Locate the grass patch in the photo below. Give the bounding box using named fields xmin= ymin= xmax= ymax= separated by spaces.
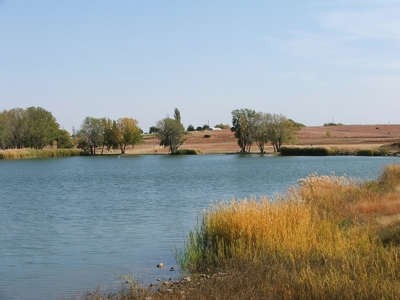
xmin=0 ymin=148 xmax=86 ymax=159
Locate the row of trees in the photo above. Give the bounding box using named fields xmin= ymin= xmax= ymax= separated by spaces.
xmin=76 ymin=117 xmax=143 ymax=155
xmin=231 ymin=109 xmax=303 ymax=153
xmin=186 ymin=123 xmax=231 ymax=132
xmin=0 ymin=107 xmax=72 ymax=150
xmin=0 ymin=107 xmax=144 ymax=154
xmin=1 ymin=106 xmax=301 ymax=154
xmin=153 ymin=108 xmax=302 ymax=154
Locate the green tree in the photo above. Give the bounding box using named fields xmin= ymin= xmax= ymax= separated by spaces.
xmin=77 ymin=117 xmax=104 ymax=155
xmin=25 ymin=107 xmax=59 ymax=149
xmin=187 ymin=124 xmax=195 ymax=131
xmin=0 ymin=110 xmax=8 ymax=149
xmin=100 ymin=118 xmax=119 ymax=154
xmin=4 ymin=108 xmax=29 ymax=149
xmin=156 ymin=117 xmax=185 ymax=154
xmin=116 ymin=117 xmax=143 ymax=154
xmin=253 ymin=112 xmax=271 ymax=153
xmin=149 ymin=126 xmax=159 ymax=134
xmin=202 ymin=124 xmax=210 ymax=130
xmin=231 ymin=108 xmax=258 ymax=153
xmin=174 ymin=108 xmax=181 ymax=123
xmin=267 ymin=114 xmax=298 ymax=152
xmin=55 ymin=129 xmax=74 ymax=149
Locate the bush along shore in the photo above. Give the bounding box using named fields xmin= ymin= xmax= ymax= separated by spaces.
xmin=0 ymin=148 xmax=86 ymax=159
xmin=76 ymin=164 xmax=400 ymax=300
xmin=280 ymin=145 xmax=398 ymax=156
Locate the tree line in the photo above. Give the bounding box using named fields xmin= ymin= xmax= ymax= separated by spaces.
xmin=1 ymin=106 xmax=302 ymax=154
xmin=0 ymin=107 xmax=143 ymax=154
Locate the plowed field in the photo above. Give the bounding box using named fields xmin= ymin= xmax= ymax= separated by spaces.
xmin=127 ymin=124 xmax=400 ymax=154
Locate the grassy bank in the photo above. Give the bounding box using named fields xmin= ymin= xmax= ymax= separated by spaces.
xmin=0 ymin=148 xmax=85 ymax=159
xmin=78 ymin=165 xmax=400 ymax=299
xmin=281 ymin=146 xmax=394 ymax=156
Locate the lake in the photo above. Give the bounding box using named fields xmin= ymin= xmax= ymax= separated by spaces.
xmin=1 ymin=154 xmax=399 ymax=300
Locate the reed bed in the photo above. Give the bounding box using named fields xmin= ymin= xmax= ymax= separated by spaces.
xmin=0 ymin=148 xmax=84 ymax=159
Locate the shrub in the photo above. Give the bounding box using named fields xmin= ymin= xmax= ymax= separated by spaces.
xmin=172 ymin=148 xmax=201 ymax=155
xmin=379 ymin=224 xmax=400 ymax=246
xmin=379 ymin=164 xmax=400 ymax=189
xmin=355 ymin=149 xmax=374 ymax=156
xmin=280 ymin=146 xmax=338 ymax=156
xmin=214 ymin=123 xmax=230 ymax=130
xmin=378 ymin=147 xmax=389 ymax=156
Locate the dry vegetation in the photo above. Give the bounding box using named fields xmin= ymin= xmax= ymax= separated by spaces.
xmin=77 ymin=165 xmax=400 ymax=300
xmin=0 ymin=148 xmax=84 ymax=159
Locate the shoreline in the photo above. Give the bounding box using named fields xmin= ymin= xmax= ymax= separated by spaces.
xmin=1 ymin=124 xmax=399 ymax=159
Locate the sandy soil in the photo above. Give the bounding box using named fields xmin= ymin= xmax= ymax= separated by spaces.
xmin=125 ymin=124 xmax=400 ymax=155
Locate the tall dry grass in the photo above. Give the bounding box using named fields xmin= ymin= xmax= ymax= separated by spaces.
xmin=0 ymin=148 xmax=84 ymax=159
xmin=174 ymin=164 xmax=400 ymax=298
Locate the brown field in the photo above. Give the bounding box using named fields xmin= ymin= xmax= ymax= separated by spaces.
xmin=125 ymin=124 xmax=400 ymax=155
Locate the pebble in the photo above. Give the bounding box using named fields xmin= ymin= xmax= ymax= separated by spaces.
xmin=157 ymin=262 xmax=165 ymax=268
xmin=170 ymin=266 xmax=175 ymax=271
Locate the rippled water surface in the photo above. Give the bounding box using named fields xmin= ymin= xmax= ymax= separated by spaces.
xmin=1 ymin=154 xmax=399 ymax=299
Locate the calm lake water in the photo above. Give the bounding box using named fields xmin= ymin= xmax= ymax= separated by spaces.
xmin=1 ymin=154 xmax=399 ymax=300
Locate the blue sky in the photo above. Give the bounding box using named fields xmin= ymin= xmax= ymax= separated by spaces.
xmin=1 ymin=0 xmax=399 ymax=133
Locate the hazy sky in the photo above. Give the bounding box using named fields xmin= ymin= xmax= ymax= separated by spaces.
xmin=1 ymin=1 xmax=399 ymax=133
